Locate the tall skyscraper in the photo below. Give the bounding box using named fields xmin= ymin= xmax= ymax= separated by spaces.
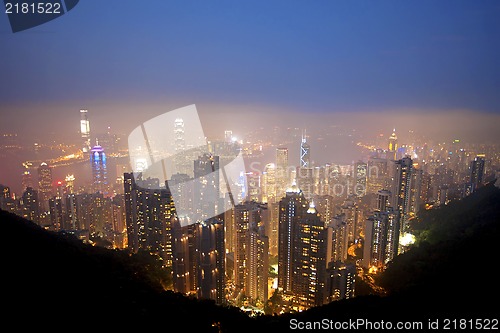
xmin=49 ymin=196 xmax=64 ymax=231
xmin=353 ymin=161 xmax=367 ymax=197
xmin=193 ymin=154 xmax=220 ymax=222
xmin=21 ymin=170 xmax=33 ymax=192
xmin=123 ymin=173 xmax=176 ymax=265
xmin=278 ymin=181 xmax=330 ymax=309
xmin=80 ymin=109 xmax=91 ymax=153
xmin=299 ymin=131 xmax=311 ymax=168
xmin=325 ymin=262 xmax=356 ymax=302
xmin=388 ymin=129 xmax=398 ymax=161
xmin=262 ymin=163 xmax=276 ymax=204
xmin=233 ymin=202 xmax=269 ymax=305
xmin=276 ymin=147 xmax=289 ymax=199
xmin=90 ymin=142 xmax=108 ymax=196
xmin=470 ymin=155 xmax=485 ymax=193
xmin=391 ymin=156 xmax=413 ymax=250
xmin=278 ymin=181 xmax=307 ymax=293
xmin=37 ymin=162 xmax=53 ymax=212
xmin=65 ymin=174 xmax=75 ymax=194
xmin=329 ymin=214 xmax=349 ymax=263
xmin=363 ymin=189 xmax=398 ymax=270
xmin=297 ymin=166 xmax=314 ymax=200
xmin=292 ymin=202 xmax=330 ymax=308
xmin=172 ymin=217 xmax=226 ymax=305
xmin=21 ymin=187 xmax=39 ymax=223
xmin=195 ymin=218 xmax=225 ymax=305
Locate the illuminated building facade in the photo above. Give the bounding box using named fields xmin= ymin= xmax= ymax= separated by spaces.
xmin=37 ymin=162 xmax=53 ymax=212
xmin=278 ymin=182 xmax=330 ymax=308
xmin=325 ymin=261 xmax=356 ymax=302
xmin=80 ymin=109 xmax=91 ymax=153
xmin=123 ymin=173 xmax=175 ymax=265
xmin=172 ymin=217 xmax=226 ymax=305
xmin=276 ymin=147 xmax=289 ymax=198
xmin=90 ymin=143 xmax=108 ymax=196
xmin=278 ymin=182 xmax=308 ymax=293
xmin=262 ymin=163 xmax=276 ymax=203
xmin=470 ymin=155 xmax=485 ymax=193
xmin=292 ymin=202 xmax=330 ymax=308
xmin=388 ymin=129 xmax=398 ymax=161
xmin=233 ymin=202 xmax=268 ymax=305
xmin=21 ymin=187 xmax=39 ymax=223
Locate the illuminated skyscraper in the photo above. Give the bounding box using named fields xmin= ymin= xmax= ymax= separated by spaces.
xmin=80 ymin=109 xmax=91 ymax=153
xmin=353 ymin=161 xmax=367 ymax=197
xmin=278 ymin=182 xmax=306 ymax=293
xmin=37 ymin=162 xmax=53 ymax=212
xmin=299 ymin=131 xmax=310 ymax=168
xmin=325 ymin=262 xmax=356 ymax=302
xmin=194 ymin=218 xmax=225 ymax=305
xmin=172 ymin=217 xmax=225 ymax=304
xmin=329 ymin=214 xmax=349 ymax=263
xmin=391 ymin=156 xmax=421 ymax=253
xmin=65 ymin=175 xmax=75 ymax=194
xmin=123 ymin=173 xmax=176 ymax=265
xmin=262 ymin=163 xmax=276 ymax=203
xmin=174 ymin=118 xmax=185 ymax=152
xmin=193 ymin=154 xmax=220 ymax=222
xmin=363 ymin=189 xmax=398 ymax=270
xmin=292 ymin=201 xmax=330 ymax=308
xmin=233 ymin=202 xmax=268 ymax=305
xmin=21 ymin=170 xmax=33 ymax=192
xmin=21 ymin=187 xmax=39 ymax=223
xmin=297 ymin=166 xmax=314 ymax=200
xmin=388 ymin=129 xmax=398 ymax=161
xmin=90 ymin=142 xmax=108 ymax=196
xmin=470 ymin=155 xmax=485 ymax=193
xmin=276 ymin=147 xmax=289 ymax=199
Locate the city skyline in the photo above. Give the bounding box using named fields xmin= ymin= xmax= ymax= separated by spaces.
xmin=1 ymin=0 xmax=499 ymax=323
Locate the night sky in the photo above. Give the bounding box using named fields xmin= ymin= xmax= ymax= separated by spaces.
xmin=1 ymin=0 xmax=500 ymax=140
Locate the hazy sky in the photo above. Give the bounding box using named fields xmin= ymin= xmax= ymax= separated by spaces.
xmin=1 ymin=0 xmax=499 ymax=142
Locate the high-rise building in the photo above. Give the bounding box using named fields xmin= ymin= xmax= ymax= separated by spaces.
xmin=325 ymin=261 xmax=356 ymax=302
xmin=21 ymin=170 xmax=34 ymax=192
xmin=194 ymin=218 xmax=225 ymax=305
xmin=292 ymin=202 xmax=330 ymax=308
xmin=193 ymin=154 xmax=220 ymax=222
xmin=329 ymin=214 xmax=349 ymax=263
xmin=278 ymin=182 xmax=330 ymax=309
xmin=363 ymin=189 xmax=398 ymax=270
xmin=123 ymin=173 xmax=176 ymax=265
xmin=276 ymin=147 xmax=289 ymax=199
xmin=90 ymin=142 xmax=108 ymax=196
xmin=65 ymin=174 xmax=75 ymax=194
xmin=353 ymin=161 xmax=367 ymax=197
xmin=245 ymin=172 xmax=261 ymax=202
xmin=21 ymin=187 xmax=39 ymax=223
xmin=278 ymin=181 xmax=308 ymax=293
xmin=80 ymin=109 xmax=91 ymax=153
xmin=300 ymin=131 xmax=311 ymax=168
xmin=48 ymin=196 xmax=64 ymax=231
xmin=388 ymin=129 xmax=398 ymax=161
xmin=37 ymin=162 xmax=53 ymax=212
xmin=0 ymin=185 xmax=16 ymax=213
xmin=391 ymin=156 xmax=413 ymax=250
xmin=297 ymin=166 xmax=314 ymax=200
xmin=172 ymin=217 xmax=225 ymax=305
xmin=366 ymin=157 xmax=389 ymax=194
xmin=470 ymin=155 xmax=485 ymax=193
xmin=233 ymin=202 xmax=269 ymax=305
xmin=262 ymin=163 xmax=276 ymax=204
